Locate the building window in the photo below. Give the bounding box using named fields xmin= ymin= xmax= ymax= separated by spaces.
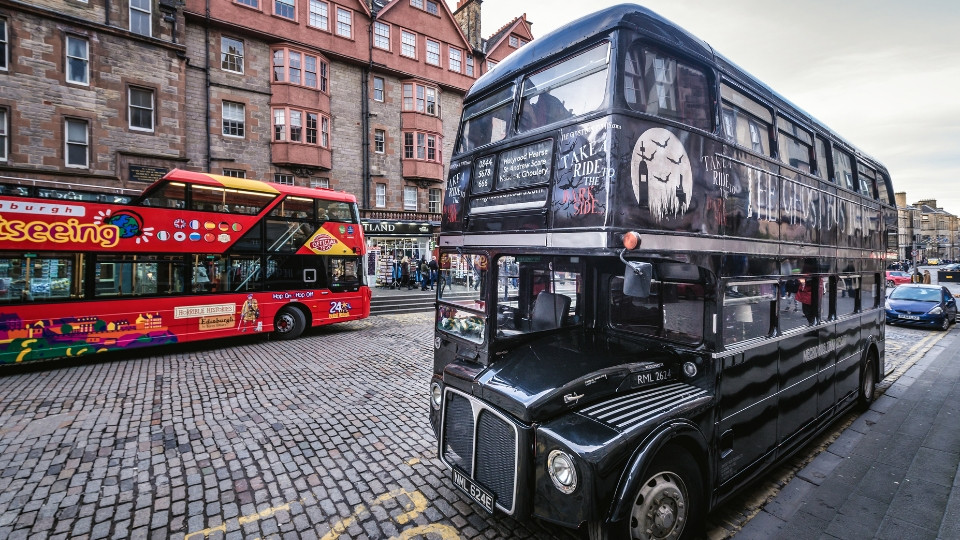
xmin=274 ymin=174 xmax=295 ymax=185
xmin=402 ymin=131 xmax=441 ymax=163
xmin=425 ymin=0 xmax=438 ymax=15
xmin=449 ymin=48 xmax=462 ymax=72
xmin=289 ymin=111 xmax=302 ymax=142
xmin=222 ymin=101 xmax=245 ymax=137
xmin=487 ymin=60 xmax=498 ymax=70
xmin=374 ymin=22 xmax=390 ymax=50
xmin=373 ymin=76 xmax=384 ymax=102
xmin=375 ymin=183 xmax=386 ymax=207
xmin=223 ymin=169 xmax=246 ymax=178
xmin=426 ymin=39 xmax=440 ymax=66
xmin=221 ymin=37 xmax=244 ymax=73
xmin=402 ymin=82 xmax=439 ymax=116
xmin=130 ymin=0 xmax=152 ymax=37
xmin=235 ymin=0 xmax=259 ymax=8
xmin=428 ymin=188 xmax=441 ymax=213
xmin=275 ymin=0 xmax=295 ymax=20
xmin=410 ymin=0 xmax=422 ymax=8
xmin=0 ymin=19 xmax=7 ymax=71
xmin=403 ymin=186 xmax=417 ymax=211
xmin=336 ymin=8 xmax=352 ymax=38
xmin=306 ymin=112 xmax=317 ymax=144
xmin=401 ymin=30 xmax=416 ymax=58
xmin=374 ymin=129 xmax=385 ymax=153
xmin=321 ymin=116 xmax=329 ymax=147
xmin=0 ymin=108 xmax=7 ymax=162
xmin=66 ymin=36 xmax=89 ymax=85
xmin=128 ymin=87 xmax=154 ymax=132
xmin=311 ymin=177 xmax=329 ymax=189
xmin=274 ymin=109 xmax=286 ymax=141
xmin=308 ymin=0 xmax=328 ymax=30
xmin=466 ymin=56 xmax=474 ymax=77
xmin=509 ymin=35 xmax=518 ymax=48
xmin=65 ymin=118 xmax=89 ymax=168
xmin=273 ymin=48 xmax=326 ymax=90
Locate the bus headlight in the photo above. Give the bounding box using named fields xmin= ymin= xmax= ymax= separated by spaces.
xmin=430 ymin=382 xmax=443 ymax=410
xmin=547 ymin=450 xmax=578 ymax=494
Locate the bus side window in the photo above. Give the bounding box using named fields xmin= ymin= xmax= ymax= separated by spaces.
xmin=625 ymin=45 xmax=711 ymax=131
xmin=723 ymin=282 xmax=775 ymax=345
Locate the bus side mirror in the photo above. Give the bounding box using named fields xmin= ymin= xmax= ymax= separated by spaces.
xmin=623 ymin=261 xmax=652 ymax=298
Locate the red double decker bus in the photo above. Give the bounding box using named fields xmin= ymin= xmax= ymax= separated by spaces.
xmin=0 ymin=169 xmax=370 ymax=365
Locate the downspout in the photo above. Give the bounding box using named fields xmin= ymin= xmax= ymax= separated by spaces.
xmin=204 ymin=0 xmax=212 ymax=172
xmin=104 ymin=0 xmax=110 ymax=26
xmin=361 ymin=17 xmax=374 ymax=211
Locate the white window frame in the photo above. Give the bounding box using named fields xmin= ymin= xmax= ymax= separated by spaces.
xmin=65 ymin=118 xmax=89 ymax=168
xmin=221 ymin=36 xmax=244 ymax=73
xmin=375 ymin=183 xmax=386 ymax=208
xmin=223 ymin=169 xmax=246 ymax=178
xmin=130 ymin=0 xmax=152 ymax=37
xmin=509 ymin=35 xmax=518 ymax=48
xmin=466 ymin=55 xmax=474 ymax=77
xmin=428 ymin=188 xmax=441 ymax=214
xmin=321 ymin=116 xmax=329 ymax=147
xmin=403 ymin=186 xmax=418 ymax=211
xmin=401 ymin=30 xmax=416 ymax=59
xmin=308 ymin=0 xmax=328 ymax=30
xmin=374 ymin=21 xmax=390 ymax=50
xmin=274 ymin=173 xmax=295 ymax=186
xmin=373 ymin=76 xmax=384 ymax=102
xmin=448 ymin=47 xmax=461 ymax=73
xmin=66 ymin=36 xmax=89 ymax=86
xmin=0 ymin=19 xmax=8 ymax=72
xmin=336 ymin=7 xmax=352 ymax=38
xmin=311 ymin=177 xmax=330 ymax=189
xmin=374 ymin=129 xmax=385 ymax=153
xmin=274 ymin=108 xmax=286 ymax=141
xmin=0 ymin=108 xmax=7 ymax=162
xmin=128 ymin=86 xmax=155 ymax=132
xmin=425 ymin=0 xmax=438 ymax=15
xmin=222 ymin=101 xmax=245 ymax=138
xmin=425 ymin=39 xmax=440 ymax=66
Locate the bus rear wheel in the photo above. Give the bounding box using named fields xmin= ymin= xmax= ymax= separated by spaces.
xmin=858 ymin=354 xmax=877 ymax=410
xmin=274 ymin=306 xmax=306 ymax=340
xmin=625 ymin=448 xmax=703 ymax=540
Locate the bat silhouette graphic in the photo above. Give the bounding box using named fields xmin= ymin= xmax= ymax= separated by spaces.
xmin=667 ymin=155 xmax=684 ymax=165
xmin=654 ymin=173 xmax=671 ymax=183
xmin=652 ymin=138 xmax=670 ymax=148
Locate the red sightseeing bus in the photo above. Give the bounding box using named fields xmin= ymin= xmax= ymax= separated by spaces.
xmin=0 ymin=169 xmax=370 ymax=365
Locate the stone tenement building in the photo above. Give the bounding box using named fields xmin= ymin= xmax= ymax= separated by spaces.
xmin=0 ymin=0 xmax=535 ymax=272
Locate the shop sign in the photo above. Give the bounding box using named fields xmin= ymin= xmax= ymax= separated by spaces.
xmin=362 ymin=221 xmax=434 ymax=236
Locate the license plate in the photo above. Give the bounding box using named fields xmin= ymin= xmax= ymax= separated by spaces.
xmin=452 ymin=466 xmax=496 ymax=513
xmin=900 ymin=315 xmax=920 ymax=320
xmin=634 ymin=366 xmax=673 ymax=388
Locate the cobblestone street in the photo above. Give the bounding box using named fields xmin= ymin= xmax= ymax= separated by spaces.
xmin=0 ymin=315 xmax=572 ymax=540
xmin=0 ymin=315 xmax=950 ymax=539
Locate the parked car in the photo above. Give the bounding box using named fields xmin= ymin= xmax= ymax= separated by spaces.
xmin=943 ymin=263 xmax=960 ymax=272
xmin=885 ymin=284 xmax=958 ymax=330
xmin=885 ymin=270 xmax=913 ymax=287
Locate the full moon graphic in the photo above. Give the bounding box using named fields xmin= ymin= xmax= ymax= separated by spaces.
xmin=630 ymin=127 xmax=693 ymax=221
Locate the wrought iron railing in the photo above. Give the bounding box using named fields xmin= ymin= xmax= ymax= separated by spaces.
xmin=360 ymin=209 xmax=441 ymax=222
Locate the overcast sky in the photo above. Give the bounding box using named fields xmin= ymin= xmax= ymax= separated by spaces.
xmin=456 ymin=0 xmax=960 ymax=215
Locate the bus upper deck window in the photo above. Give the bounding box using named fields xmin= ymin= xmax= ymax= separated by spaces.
xmin=517 ymin=42 xmax=610 ymax=132
xmin=457 ymin=85 xmax=515 ymax=154
xmin=625 ymin=45 xmax=711 ymax=131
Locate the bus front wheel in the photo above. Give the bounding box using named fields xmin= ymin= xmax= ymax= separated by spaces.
xmin=624 ymin=448 xmax=703 ymax=540
xmin=274 ymin=306 xmax=307 ymax=340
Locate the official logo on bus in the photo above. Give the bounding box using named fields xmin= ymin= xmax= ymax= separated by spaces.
xmin=631 ymin=127 xmax=693 ymax=221
xmin=310 ymin=234 xmax=337 ymax=252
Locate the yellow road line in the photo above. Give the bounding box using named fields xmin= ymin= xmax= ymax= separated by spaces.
xmin=185 ymin=499 xmax=299 ymax=539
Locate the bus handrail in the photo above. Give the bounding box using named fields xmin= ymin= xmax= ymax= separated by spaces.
xmin=0 ymin=175 xmax=141 ymax=195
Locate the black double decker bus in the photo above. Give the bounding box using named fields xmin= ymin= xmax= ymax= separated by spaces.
xmin=428 ymin=5 xmax=897 ymax=539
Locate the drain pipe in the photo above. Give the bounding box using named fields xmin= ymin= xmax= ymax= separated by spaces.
xmin=360 ymin=17 xmax=374 ymax=211
xmin=204 ymin=0 xmax=212 ymax=172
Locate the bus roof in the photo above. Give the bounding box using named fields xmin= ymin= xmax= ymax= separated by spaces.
xmin=464 ymin=4 xmax=887 ymax=173
xmin=161 ymin=169 xmax=358 ymax=204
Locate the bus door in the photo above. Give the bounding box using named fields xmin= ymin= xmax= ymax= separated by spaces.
xmin=776 ymin=277 xmax=822 ymax=452
xmin=717 ymin=282 xmax=778 ymax=486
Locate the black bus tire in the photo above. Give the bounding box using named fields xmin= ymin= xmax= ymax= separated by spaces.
xmin=274 ymin=306 xmax=307 ymax=340
xmin=857 ymin=354 xmax=877 ymax=411
xmin=624 ymin=447 xmax=703 ymax=540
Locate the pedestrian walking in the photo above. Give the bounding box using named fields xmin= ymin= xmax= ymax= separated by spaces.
xmin=401 ymin=256 xmax=412 ymax=290
xmin=428 ymin=257 xmax=438 ymax=290
xmin=923 ymin=269 xmax=931 ymax=284
xmin=420 ymin=258 xmax=431 ymax=291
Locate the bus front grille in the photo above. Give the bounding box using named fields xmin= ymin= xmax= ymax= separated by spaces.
xmin=441 ymin=389 xmax=518 ymax=514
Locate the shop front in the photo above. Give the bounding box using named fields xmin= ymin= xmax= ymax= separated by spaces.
xmin=362 ymin=220 xmax=438 ymax=287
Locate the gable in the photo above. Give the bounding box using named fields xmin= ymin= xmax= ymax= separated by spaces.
xmin=377 ymin=0 xmax=471 ymax=50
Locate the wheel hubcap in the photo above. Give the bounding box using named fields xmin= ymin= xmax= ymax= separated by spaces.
xmin=277 ymin=314 xmax=293 ymax=332
xmin=630 ymin=472 xmax=687 ymax=540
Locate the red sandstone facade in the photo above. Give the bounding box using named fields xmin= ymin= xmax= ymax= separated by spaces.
xmin=0 ymin=0 xmax=533 ymax=276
